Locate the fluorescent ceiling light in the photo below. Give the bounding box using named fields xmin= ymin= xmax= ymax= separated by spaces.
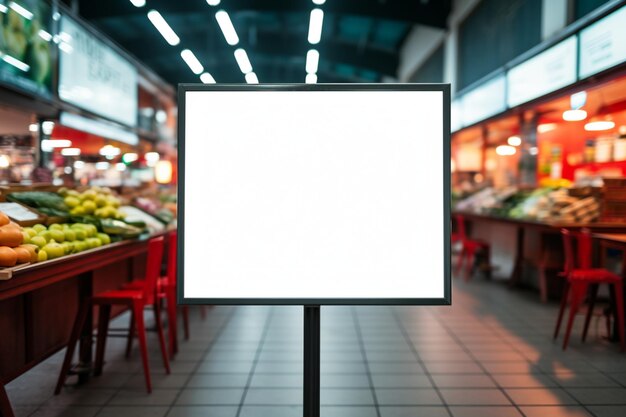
xmin=41 ymin=139 xmax=71 ymax=149
xmin=28 ymin=123 xmax=39 ymax=132
xmin=200 ymin=72 xmax=216 ymax=84
xmin=245 ymin=72 xmax=259 ymax=84
xmin=562 ymin=109 xmax=587 ymax=121
xmin=122 ymin=153 xmax=139 ymax=163
xmin=312 ymin=0 xmax=326 ymax=4
xmin=130 ymin=0 xmax=146 ymax=7
xmin=9 ymin=2 xmax=33 ymax=20
xmin=0 ymin=4 xmax=7 ymax=13
xmin=95 ymin=162 xmax=110 ymax=170
xmin=308 ymin=9 xmax=324 ymax=44
xmin=155 ymin=110 xmax=167 ymax=123
xmin=61 ymin=148 xmax=81 ymax=156
xmin=0 ymin=155 xmax=10 ymax=168
xmin=42 ymin=121 xmax=54 ymax=135
xmin=2 ymin=55 xmax=29 ymax=72
xmin=584 ymin=120 xmax=615 ymax=131
xmin=99 ymin=145 xmax=121 ymax=156
xmin=206 ymin=0 xmax=221 ymax=5
xmin=234 ymin=48 xmax=252 ymax=73
xmin=145 ymin=152 xmax=160 ymax=167
xmin=181 ymin=49 xmax=204 ymax=74
xmin=38 ymin=29 xmax=52 ymax=42
xmin=215 ymin=10 xmax=239 ymax=45
xmin=305 ymin=73 xmax=317 ymax=84
xmin=537 ymin=123 xmax=557 ymax=134
xmin=147 ymin=10 xmax=180 ymax=46
xmin=495 ymin=145 xmax=516 ymax=156
xmin=507 ymin=136 xmax=521 ymax=146
xmin=306 ymin=49 xmax=319 ymax=74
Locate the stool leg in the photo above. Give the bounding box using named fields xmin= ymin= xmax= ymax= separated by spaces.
xmin=582 ymin=284 xmax=599 ymax=342
xmin=55 ymin=299 xmax=90 ymax=395
xmin=455 ymin=246 xmax=466 ymax=276
xmin=153 ymin=302 xmax=171 ymax=373
xmin=612 ymin=282 xmax=626 ymax=351
xmin=125 ymin=308 xmax=135 ymax=358
xmin=563 ymin=282 xmax=586 ymax=350
xmin=133 ymin=302 xmax=151 ymax=393
xmin=554 ymin=281 xmax=570 ymax=340
xmin=166 ymin=288 xmax=178 ymax=357
xmin=183 ymin=306 xmax=190 ymax=340
xmin=94 ymin=305 xmax=111 ymax=376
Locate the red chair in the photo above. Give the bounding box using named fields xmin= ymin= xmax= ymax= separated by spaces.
xmin=553 ymin=229 xmax=625 ymax=351
xmin=455 ymin=215 xmax=491 ymax=281
xmin=55 ymin=236 xmax=170 ymax=394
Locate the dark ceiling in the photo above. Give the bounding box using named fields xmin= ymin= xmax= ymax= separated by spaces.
xmin=65 ymin=0 xmax=451 ymax=85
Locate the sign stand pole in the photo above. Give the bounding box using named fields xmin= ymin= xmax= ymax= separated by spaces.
xmin=303 ymin=305 xmax=321 ymax=417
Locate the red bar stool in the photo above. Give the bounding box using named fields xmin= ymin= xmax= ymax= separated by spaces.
xmin=55 ymin=236 xmax=170 ymax=394
xmin=455 ymin=214 xmax=491 ymax=281
xmin=553 ymin=228 xmax=625 ymax=351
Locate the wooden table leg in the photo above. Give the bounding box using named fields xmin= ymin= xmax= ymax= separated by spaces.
xmin=0 ymin=384 xmax=15 ymax=417
xmin=509 ymin=226 xmax=525 ymax=287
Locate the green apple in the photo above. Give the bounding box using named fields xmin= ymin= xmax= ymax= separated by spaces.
xmin=64 ymin=196 xmax=80 ymax=208
xmin=64 ymin=229 xmax=76 ymax=242
xmin=42 ymin=241 xmax=65 ymax=259
xmin=50 ymin=229 xmax=65 ymax=243
xmin=82 ymin=200 xmax=96 ymax=214
xmin=37 ymin=250 xmax=48 ymax=262
xmin=62 ymin=242 xmax=73 ymax=255
xmin=33 ymin=224 xmax=47 ymax=233
xmin=24 ymin=228 xmax=37 ymax=238
xmin=30 ymin=235 xmax=47 ymax=248
xmin=74 ymin=229 xmax=87 ymax=241
xmin=22 ymin=231 xmax=30 ymax=244
xmin=74 ymin=241 xmax=88 ymax=252
xmin=97 ymin=233 xmax=111 ymax=245
xmin=49 ymin=224 xmax=64 ymax=231
xmin=38 ymin=231 xmax=52 ymax=242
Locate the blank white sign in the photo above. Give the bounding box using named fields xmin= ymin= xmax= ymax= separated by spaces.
xmin=181 ymin=86 xmax=449 ymax=304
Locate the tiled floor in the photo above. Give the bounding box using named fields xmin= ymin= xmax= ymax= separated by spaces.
xmin=7 ymin=278 xmax=626 ymax=417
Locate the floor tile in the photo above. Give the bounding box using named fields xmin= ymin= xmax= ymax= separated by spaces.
xmin=431 ymin=374 xmax=495 ymax=388
xmin=520 ymin=405 xmax=594 ymax=417
xmin=320 ymin=406 xmax=378 ymax=417
xmin=505 ymin=388 xmax=577 ymax=405
xmin=243 ymin=388 xmax=302 ymax=405
xmin=238 ymin=405 xmax=302 ymax=417
xmin=96 ymin=406 xmax=168 ymax=417
xmin=449 ymin=406 xmax=523 ymax=417
xmin=320 ymin=388 xmax=374 ymax=405
xmin=566 ymin=388 xmax=626 ymax=405
xmin=166 ymin=406 xmax=239 ymax=417
xmin=29 ymin=406 xmax=100 ymax=417
xmin=174 ymin=388 xmax=244 ymax=405
xmin=186 ymin=373 xmax=249 ymax=388
xmin=378 ymin=406 xmax=449 ymax=417
xmin=375 ymin=388 xmax=443 ymax=406
xmin=439 ymin=388 xmax=511 ymax=405
xmin=371 ymin=374 xmax=433 ymax=388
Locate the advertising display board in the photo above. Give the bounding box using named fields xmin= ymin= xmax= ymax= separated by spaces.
xmin=0 ymin=0 xmax=53 ymax=98
xmin=178 ymin=84 xmax=451 ymax=306
xmin=58 ymin=15 xmax=138 ymax=127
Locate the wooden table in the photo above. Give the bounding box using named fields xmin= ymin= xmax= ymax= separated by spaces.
xmin=0 ymin=234 xmax=163 ymax=417
xmin=455 ymin=212 xmax=626 ymax=301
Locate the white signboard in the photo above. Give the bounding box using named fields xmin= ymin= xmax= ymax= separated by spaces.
xmin=460 ymin=74 xmax=506 ymax=126
xmin=179 ymin=85 xmax=451 ymax=305
xmin=507 ymin=36 xmax=578 ymax=108
xmin=58 ymin=16 xmax=138 ymax=127
xmin=579 ymin=5 xmax=626 ymax=79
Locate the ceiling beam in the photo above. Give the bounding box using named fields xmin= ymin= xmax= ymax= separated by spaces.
xmin=78 ymin=0 xmax=451 ymax=28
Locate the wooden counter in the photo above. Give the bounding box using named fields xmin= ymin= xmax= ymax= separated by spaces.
xmin=454 ymin=211 xmax=626 ymax=301
xmin=0 ymin=234 xmax=162 ymax=417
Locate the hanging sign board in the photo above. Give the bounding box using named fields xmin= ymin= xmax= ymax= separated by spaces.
xmin=58 ymin=16 xmax=138 ymax=127
xmin=507 ymin=36 xmax=578 ymax=108
xmin=579 ymin=5 xmax=626 ymax=79
xmin=178 ymin=84 xmax=451 ymax=305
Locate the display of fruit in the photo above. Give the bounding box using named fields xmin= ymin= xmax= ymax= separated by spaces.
xmin=59 ymin=186 xmax=124 ymax=220
xmin=0 ymin=210 xmax=25 ymax=267
xmin=0 ymin=216 xmax=114 ymax=268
